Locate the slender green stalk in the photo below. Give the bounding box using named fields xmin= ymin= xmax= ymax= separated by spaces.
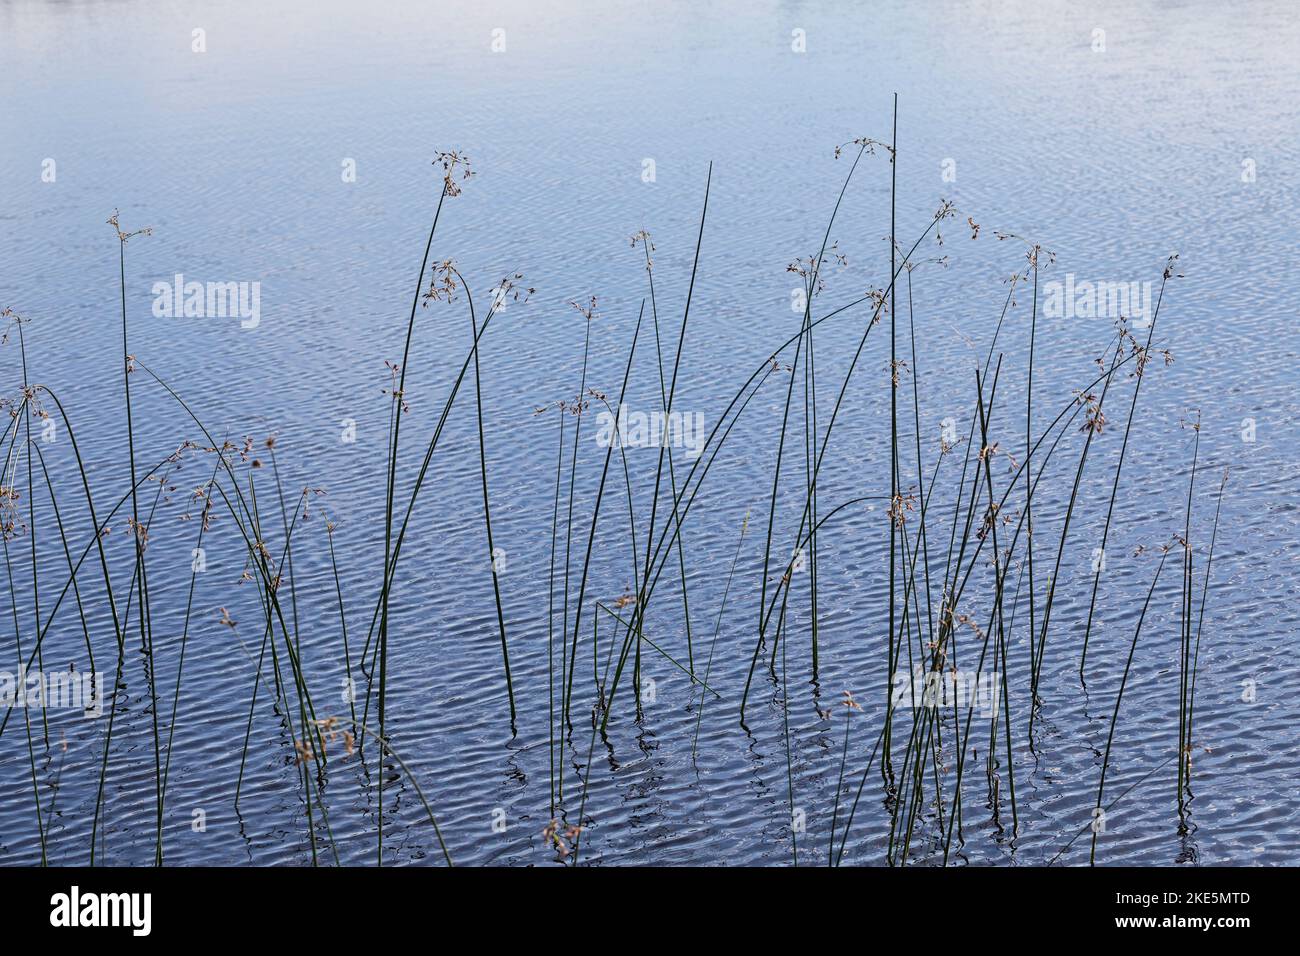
xmin=1080 ymin=265 xmax=1175 ymax=677
xmin=1091 ymin=549 xmax=1168 ymax=864
xmin=458 ymin=273 xmax=515 ymax=724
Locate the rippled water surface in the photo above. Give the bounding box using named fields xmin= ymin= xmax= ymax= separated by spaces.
xmin=1 ymin=0 xmax=1299 ymax=866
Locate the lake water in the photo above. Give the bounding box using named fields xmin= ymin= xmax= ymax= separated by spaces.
xmin=1 ymin=0 xmax=1298 ymax=866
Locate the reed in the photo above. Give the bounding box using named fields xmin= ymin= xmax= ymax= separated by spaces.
xmin=0 ymin=107 xmax=1224 ymax=869
xmin=1091 ymin=545 xmax=1170 ymax=865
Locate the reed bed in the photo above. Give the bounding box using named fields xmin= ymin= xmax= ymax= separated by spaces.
xmin=0 ymin=104 xmax=1228 ymax=867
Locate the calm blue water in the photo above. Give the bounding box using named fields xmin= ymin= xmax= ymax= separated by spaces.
xmin=1 ymin=0 xmax=1298 ymax=866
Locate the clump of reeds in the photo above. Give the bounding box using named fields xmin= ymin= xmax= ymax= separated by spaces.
xmin=0 ymin=104 xmax=1228 ymax=869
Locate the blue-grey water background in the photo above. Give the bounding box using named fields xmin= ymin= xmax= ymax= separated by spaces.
xmin=1 ymin=0 xmax=1298 ymax=865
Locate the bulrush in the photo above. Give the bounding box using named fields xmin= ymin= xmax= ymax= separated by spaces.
xmin=0 ymin=115 xmax=1223 ymax=873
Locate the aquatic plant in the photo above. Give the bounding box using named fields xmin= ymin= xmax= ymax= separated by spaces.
xmin=0 ymin=105 xmax=1225 ymax=869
